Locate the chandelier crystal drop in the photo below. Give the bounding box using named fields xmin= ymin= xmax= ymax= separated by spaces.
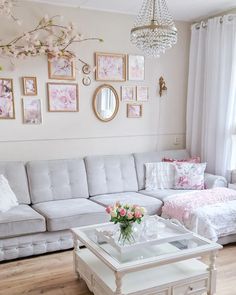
xmin=130 ymin=0 xmax=177 ymax=57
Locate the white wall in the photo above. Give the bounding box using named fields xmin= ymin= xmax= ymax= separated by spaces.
xmin=0 ymin=2 xmax=191 ymax=161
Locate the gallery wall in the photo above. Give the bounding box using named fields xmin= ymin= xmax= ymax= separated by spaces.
xmin=0 ymin=1 xmax=191 ymax=161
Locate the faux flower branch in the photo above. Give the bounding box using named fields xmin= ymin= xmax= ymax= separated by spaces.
xmin=0 ymin=0 xmax=20 ymax=24
xmin=0 ymin=15 xmax=103 ymax=69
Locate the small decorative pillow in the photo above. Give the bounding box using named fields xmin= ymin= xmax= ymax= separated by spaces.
xmin=0 ymin=175 xmax=18 ymax=213
xmin=145 ymin=162 xmax=175 ymax=190
xmin=174 ymin=162 xmax=206 ymax=190
xmin=163 ymin=156 xmax=200 ymax=163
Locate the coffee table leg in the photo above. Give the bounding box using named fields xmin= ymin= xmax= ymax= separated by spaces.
xmin=207 ymin=251 xmax=217 ymax=295
xmin=115 ymin=272 xmax=123 ymax=295
xmin=73 ymin=233 xmax=82 ymax=279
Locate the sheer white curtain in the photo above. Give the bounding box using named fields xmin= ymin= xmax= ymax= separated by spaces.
xmin=186 ymin=15 xmax=236 ymax=178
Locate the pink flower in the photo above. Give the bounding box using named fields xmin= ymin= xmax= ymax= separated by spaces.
xmin=120 ymin=208 xmax=127 ymax=217
xmin=127 ymin=211 xmax=133 ymax=220
xmin=134 ymin=211 xmax=142 ymax=219
xmin=106 ymin=206 xmax=112 ymax=214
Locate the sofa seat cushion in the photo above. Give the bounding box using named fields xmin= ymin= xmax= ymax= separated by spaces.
xmin=90 ymin=192 xmax=163 ymax=216
xmin=140 ymin=189 xmax=196 ymax=202
xmin=0 ymin=205 xmax=46 ymax=238
xmin=32 ymin=199 xmax=109 ymax=231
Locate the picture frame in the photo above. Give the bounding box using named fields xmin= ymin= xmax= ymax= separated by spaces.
xmin=127 ymin=104 xmax=142 ymax=118
xmin=136 ymin=86 xmax=149 ymax=101
xmin=95 ymin=52 xmax=126 ymax=82
xmin=0 ymin=78 xmax=15 ymax=119
xmin=47 ymin=83 xmax=79 ymax=112
xmin=22 ymin=98 xmax=42 ymax=124
xmin=121 ymin=86 xmax=136 ymax=102
xmin=22 ymin=77 xmax=37 ymax=96
xmin=128 ymin=55 xmax=145 ymax=81
xmin=48 ymin=54 xmax=76 ymax=80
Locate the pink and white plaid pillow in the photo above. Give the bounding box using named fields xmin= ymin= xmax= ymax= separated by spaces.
xmin=174 ymin=162 xmax=206 ymax=190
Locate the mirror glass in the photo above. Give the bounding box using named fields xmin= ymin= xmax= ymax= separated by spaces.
xmin=93 ymin=85 xmax=119 ymax=122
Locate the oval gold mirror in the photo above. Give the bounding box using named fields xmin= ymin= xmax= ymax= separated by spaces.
xmin=93 ymin=84 xmax=119 ymax=122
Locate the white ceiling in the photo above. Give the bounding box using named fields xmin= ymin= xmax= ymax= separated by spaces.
xmin=28 ymin=0 xmax=236 ymax=21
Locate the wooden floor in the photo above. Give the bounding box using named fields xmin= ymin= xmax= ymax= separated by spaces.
xmin=0 ymin=244 xmax=236 ymax=295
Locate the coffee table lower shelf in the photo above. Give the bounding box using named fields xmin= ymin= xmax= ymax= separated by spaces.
xmin=74 ymin=248 xmax=209 ymax=295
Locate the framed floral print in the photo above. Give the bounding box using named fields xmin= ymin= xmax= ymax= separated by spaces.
xmin=95 ymin=52 xmax=126 ymax=81
xmin=121 ymin=86 xmax=136 ymax=102
xmin=136 ymin=86 xmax=149 ymax=101
xmin=22 ymin=77 xmax=37 ymax=96
xmin=128 ymin=55 xmax=145 ymax=81
xmin=47 ymin=83 xmax=79 ymax=112
xmin=127 ymin=104 xmax=142 ymax=118
xmin=48 ymin=54 xmax=76 ymax=80
xmin=0 ymin=78 xmax=15 ymax=119
xmin=22 ymin=98 xmax=42 ymax=124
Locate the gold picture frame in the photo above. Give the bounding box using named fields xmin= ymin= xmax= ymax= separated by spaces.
xmin=0 ymin=78 xmax=15 ymax=119
xmin=48 ymin=54 xmax=76 ymax=80
xmin=136 ymin=86 xmax=149 ymax=101
xmin=47 ymin=82 xmax=79 ymax=112
xmin=22 ymin=77 xmax=38 ymax=96
xmin=127 ymin=103 xmax=142 ymax=118
xmin=95 ymin=52 xmax=126 ymax=82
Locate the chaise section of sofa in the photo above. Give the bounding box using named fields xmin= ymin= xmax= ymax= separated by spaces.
xmin=85 ymin=154 xmax=163 ymax=215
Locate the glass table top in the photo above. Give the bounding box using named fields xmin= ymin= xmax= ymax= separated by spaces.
xmin=74 ymin=217 xmax=220 ymax=265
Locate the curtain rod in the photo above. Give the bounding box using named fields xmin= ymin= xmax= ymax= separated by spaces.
xmin=194 ymin=14 xmax=235 ymax=30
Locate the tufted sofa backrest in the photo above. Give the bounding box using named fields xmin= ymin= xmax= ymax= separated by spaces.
xmin=26 ymin=158 xmax=89 ymax=204
xmin=85 ymin=154 xmax=138 ymax=197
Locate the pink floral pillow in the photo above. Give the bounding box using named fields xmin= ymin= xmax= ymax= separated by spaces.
xmin=163 ymin=156 xmax=200 ymax=163
xmin=174 ymin=162 xmax=206 ymax=190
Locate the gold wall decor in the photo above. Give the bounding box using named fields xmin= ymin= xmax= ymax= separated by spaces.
xmin=159 ymin=76 xmax=167 ymax=97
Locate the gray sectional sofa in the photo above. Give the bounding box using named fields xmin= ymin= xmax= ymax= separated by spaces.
xmin=0 ymin=149 xmax=227 ymax=261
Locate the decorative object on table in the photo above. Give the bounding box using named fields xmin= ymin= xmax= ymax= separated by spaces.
xmin=93 ymin=84 xmax=119 ymax=122
xmin=159 ymin=76 xmax=167 ymax=97
xmin=47 ymin=82 xmax=78 ymax=112
xmin=127 ymin=103 xmax=142 ymax=118
xmin=130 ymin=0 xmax=177 ymax=57
xmin=121 ymin=86 xmax=136 ymax=102
xmin=22 ymin=98 xmax=42 ymax=124
xmin=82 ymin=64 xmax=91 ymax=75
xmin=128 ymin=55 xmax=145 ymax=81
xmin=136 ymin=86 xmax=149 ymax=101
xmin=0 ymin=78 xmax=15 ymax=119
xmin=0 ymin=14 xmax=103 ymax=70
xmin=106 ymin=202 xmax=146 ymax=245
xmin=22 ymin=77 xmax=37 ymax=96
xmin=95 ymin=52 xmax=126 ymax=81
xmin=82 ymin=76 xmax=91 ymax=86
xmin=48 ymin=54 xmax=76 ymax=80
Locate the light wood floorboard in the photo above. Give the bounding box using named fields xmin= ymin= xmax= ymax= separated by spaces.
xmin=0 ymin=244 xmax=236 ymax=295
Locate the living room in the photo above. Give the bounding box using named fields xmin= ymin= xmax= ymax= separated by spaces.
xmin=0 ymin=0 xmax=236 ymax=294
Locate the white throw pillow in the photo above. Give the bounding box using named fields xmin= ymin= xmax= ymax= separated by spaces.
xmin=145 ymin=162 xmax=175 ymax=190
xmin=0 ymin=175 xmax=18 ymax=213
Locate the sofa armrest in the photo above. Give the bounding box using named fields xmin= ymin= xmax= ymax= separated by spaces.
xmin=204 ymin=173 xmax=227 ymax=189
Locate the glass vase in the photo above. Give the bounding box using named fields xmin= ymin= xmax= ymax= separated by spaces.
xmin=119 ymin=222 xmax=135 ymax=245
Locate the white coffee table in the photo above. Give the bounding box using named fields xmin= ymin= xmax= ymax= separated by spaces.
xmin=71 ymin=218 xmax=222 ymax=295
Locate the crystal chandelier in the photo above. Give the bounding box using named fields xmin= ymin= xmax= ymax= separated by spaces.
xmin=130 ymin=0 xmax=177 ymax=57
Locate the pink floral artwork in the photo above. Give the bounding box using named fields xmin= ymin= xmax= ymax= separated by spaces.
xmin=121 ymin=86 xmax=135 ymax=102
xmin=48 ymin=55 xmax=76 ymax=80
xmin=23 ymin=77 xmax=37 ymax=95
xmin=95 ymin=53 xmax=126 ymax=81
xmin=128 ymin=55 xmax=145 ymax=81
xmin=47 ymin=83 xmax=78 ymax=112
xmin=137 ymin=86 xmax=149 ymax=101
xmin=127 ymin=104 xmax=142 ymax=118
xmin=23 ymin=98 xmax=42 ymax=124
xmin=0 ymin=78 xmax=15 ymax=119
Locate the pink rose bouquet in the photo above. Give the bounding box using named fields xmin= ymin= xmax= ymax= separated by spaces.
xmin=106 ymin=202 xmax=146 ymax=244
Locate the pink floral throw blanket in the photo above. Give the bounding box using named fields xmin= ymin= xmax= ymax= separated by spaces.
xmin=162 ymin=187 xmax=236 ymax=222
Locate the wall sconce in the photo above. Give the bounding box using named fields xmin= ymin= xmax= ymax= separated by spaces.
xmin=159 ymin=76 xmax=167 ymax=97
